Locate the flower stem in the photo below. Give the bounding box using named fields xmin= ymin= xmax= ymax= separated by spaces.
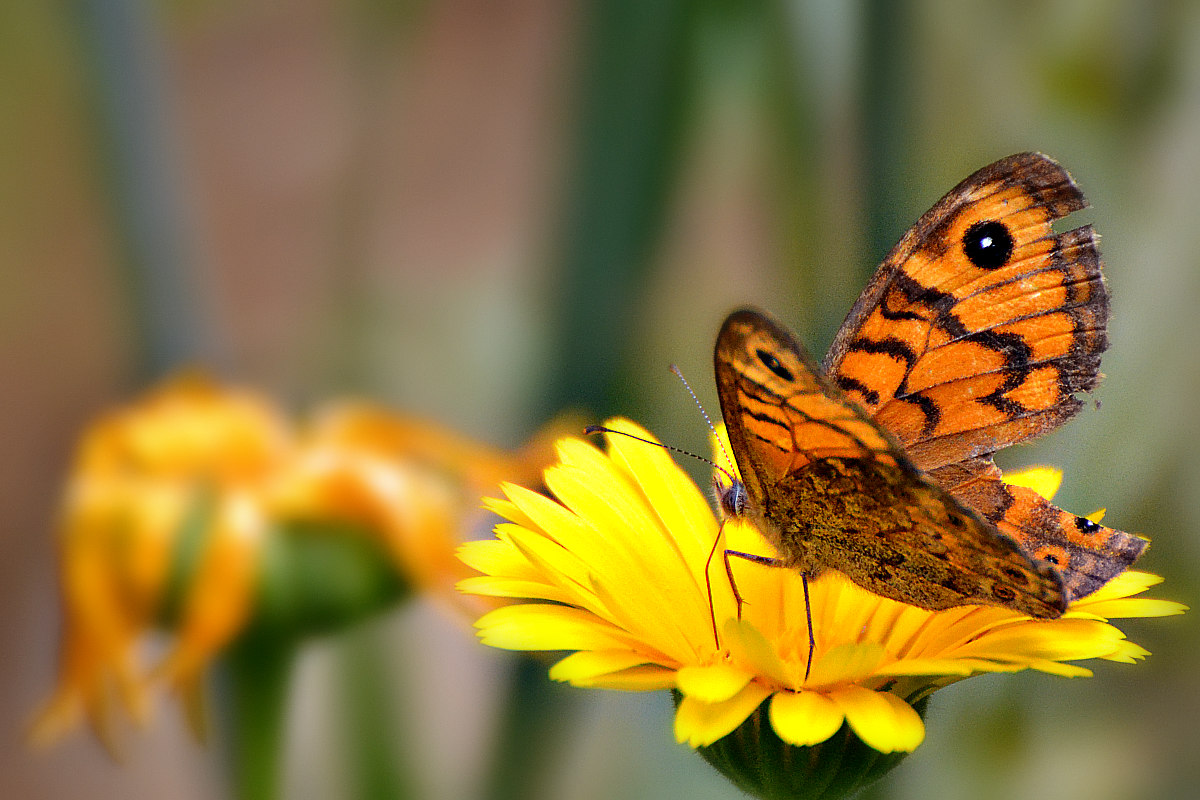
xmin=223 ymin=635 xmax=298 ymax=800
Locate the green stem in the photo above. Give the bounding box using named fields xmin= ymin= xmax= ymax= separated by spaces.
xmin=66 ymin=0 xmax=216 ymax=375
xmin=860 ymin=0 xmax=916 ymax=270
xmin=223 ymin=636 xmax=298 ymax=800
xmin=541 ymin=0 xmax=698 ymax=418
xmin=339 ymin=623 xmax=417 ymax=800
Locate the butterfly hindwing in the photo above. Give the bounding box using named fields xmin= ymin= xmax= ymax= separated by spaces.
xmin=714 ymin=308 xmax=1066 ymax=618
xmin=822 ymin=153 xmax=1144 ymax=600
xmin=930 ymin=457 xmax=1147 ymax=601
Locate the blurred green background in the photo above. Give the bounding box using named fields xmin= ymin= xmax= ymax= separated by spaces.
xmin=3 ymin=1 xmax=1198 ymax=798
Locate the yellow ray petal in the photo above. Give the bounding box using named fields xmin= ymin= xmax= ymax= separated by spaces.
xmin=1027 ymin=659 xmax=1094 ymax=677
xmin=724 ymin=619 xmax=790 ymax=687
xmin=954 ymin=619 xmax=1125 ymax=664
xmin=572 ymin=664 xmax=679 ymax=691
xmin=599 ymin=419 xmax=721 ymax=564
xmin=1001 ymin=466 xmax=1062 ymax=500
xmin=1102 ymin=640 xmax=1151 ymax=663
xmin=807 ymin=644 xmax=885 ymax=688
xmin=674 ymin=682 xmax=771 ymax=747
xmin=474 ymin=604 xmax=644 ymax=652
xmin=158 ymin=490 xmax=264 ymax=688
xmin=873 ymin=658 xmax=975 ymax=678
xmin=1080 ymin=598 xmax=1188 ymax=619
xmin=456 ymin=535 xmax=542 ymax=581
xmin=769 ymin=690 xmax=844 ymax=747
xmin=1077 ymin=569 xmax=1161 ymax=603
xmin=676 ymin=663 xmax=754 ymax=703
xmin=455 ymin=576 xmax=575 ymax=603
xmin=549 ymin=650 xmax=654 ymax=683
xmin=830 ymin=686 xmax=924 ymax=753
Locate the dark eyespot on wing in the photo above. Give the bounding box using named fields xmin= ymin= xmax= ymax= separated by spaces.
xmin=756 ymin=348 xmax=795 ymax=382
xmin=963 ymin=220 xmax=1015 ymax=269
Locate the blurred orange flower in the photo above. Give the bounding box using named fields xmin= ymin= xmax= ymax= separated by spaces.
xmin=31 ymin=373 xmax=565 ymax=752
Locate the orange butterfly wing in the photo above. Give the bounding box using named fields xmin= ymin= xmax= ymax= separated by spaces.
xmin=714 ymin=308 xmax=1065 ymax=618
xmin=823 ymin=153 xmax=1145 ymax=600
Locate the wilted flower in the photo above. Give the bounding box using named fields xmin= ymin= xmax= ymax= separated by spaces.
xmin=31 ymin=373 xmax=564 ymax=751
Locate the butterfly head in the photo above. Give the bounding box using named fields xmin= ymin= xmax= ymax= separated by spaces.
xmin=714 ymin=474 xmax=748 ymax=520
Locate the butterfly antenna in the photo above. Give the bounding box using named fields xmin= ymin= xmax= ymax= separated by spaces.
xmin=586 ymin=423 xmax=735 ymax=652
xmin=669 ymin=364 xmax=737 ymax=478
xmin=583 ymin=425 xmax=739 ymax=487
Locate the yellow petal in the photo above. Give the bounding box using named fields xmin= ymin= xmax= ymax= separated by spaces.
xmin=830 ymin=686 xmax=924 ymax=752
xmin=1080 ymin=598 xmax=1188 ymax=619
xmin=1101 ymin=640 xmax=1151 ymax=663
xmin=1079 ymin=569 xmax=1161 ymax=602
xmin=874 ymin=657 xmax=975 ymax=678
xmin=954 ymin=619 xmax=1125 ymax=664
xmin=600 ymin=418 xmax=720 ymax=563
xmin=485 ymin=491 xmax=537 ymax=531
xmin=503 ymin=525 xmax=599 ymax=607
xmin=474 ymin=604 xmax=643 ymax=652
xmin=676 ymin=663 xmax=754 ymax=703
xmin=574 ymin=664 xmax=679 ymax=691
xmin=1001 ymin=466 xmax=1062 ymax=500
xmin=724 ymin=619 xmax=790 ymax=687
xmin=807 ymin=644 xmax=885 ymax=688
xmin=768 ymin=690 xmax=844 ymax=747
xmin=455 ymin=576 xmax=575 ymax=603
xmin=158 ymin=489 xmax=264 ymax=687
xmin=545 ymin=463 xmax=701 ymax=609
xmin=674 ymin=682 xmax=771 ymax=747
xmin=538 ymin=462 xmax=706 ymax=657
xmin=549 ymin=650 xmax=654 ymax=683
xmin=1027 ymin=659 xmax=1094 ymax=677
xmin=456 ymin=535 xmax=540 ymax=581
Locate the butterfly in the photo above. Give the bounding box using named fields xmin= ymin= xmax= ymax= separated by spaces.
xmin=713 ymin=153 xmax=1146 ymax=651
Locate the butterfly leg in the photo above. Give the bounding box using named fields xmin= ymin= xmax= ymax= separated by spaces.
xmin=723 ymin=550 xmax=784 ymax=619
xmin=723 ymin=551 xmax=814 ymax=681
xmin=800 ymin=573 xmax=813 ymax=681
xmin=703 ymin=530 xmax=780 ymax=648
xmin=704 ymin=527 xmax=727 ymax=649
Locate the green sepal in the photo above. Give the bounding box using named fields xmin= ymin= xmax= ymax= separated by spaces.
xmin=682 ymin=692 xmax=928 ymax=800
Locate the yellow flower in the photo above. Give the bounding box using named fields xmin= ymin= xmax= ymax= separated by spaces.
xmin=32 ymin=374 xmax=564 ymax=752
xmin=460 ymin=418 xmax=1184 ymax=761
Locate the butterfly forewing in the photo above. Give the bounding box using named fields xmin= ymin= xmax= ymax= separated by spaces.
xmin=824 ymin=153 xmax=1107 ymax=470
xmin=820 ymin=152 xmax=1144 ymax=600
xmin=714 ymin=308 xmax=1066 ymax=618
